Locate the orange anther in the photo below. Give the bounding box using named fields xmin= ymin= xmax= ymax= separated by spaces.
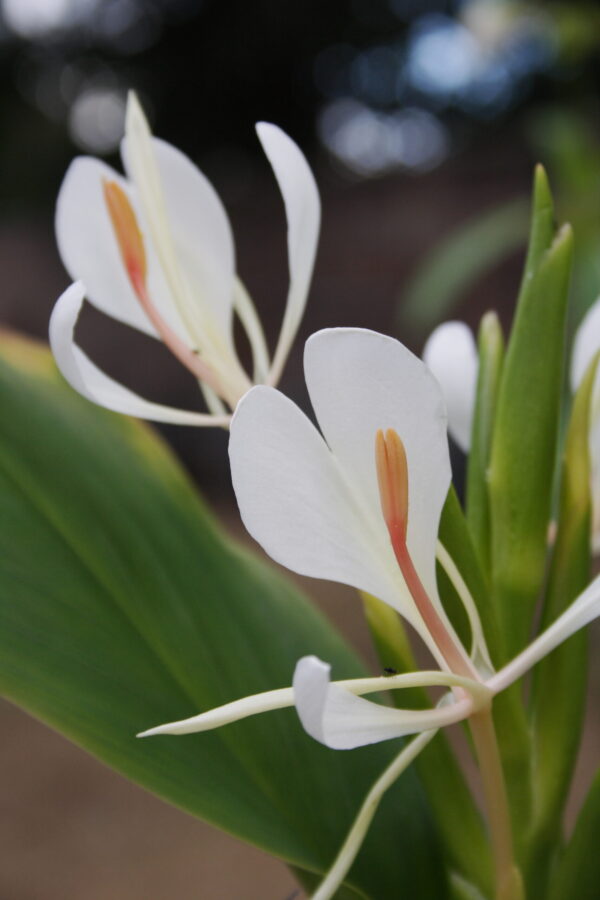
xmin=103 ymin=180 xmax=147 ymax=298
xmin=375 ymin=428 xmax=408 ymax=544
xmin=375 ymin=428 xmax=476 ymax=676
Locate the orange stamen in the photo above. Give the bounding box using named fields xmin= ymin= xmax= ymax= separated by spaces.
xmin=103 ymin=180 xmax=147 ymax=298
xmin=375 ymin=428 xmax=475 ymax=677
xmin=102 ymin=178 xmax=230 ymax=403
xmin=375 ymin=428 xmax=408 ymax=544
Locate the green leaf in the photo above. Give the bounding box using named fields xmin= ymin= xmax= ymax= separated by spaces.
xmin=489 ymin=167 xmax=572 ymax=660
xmin=465 ymin=311 xmax=504 ymax=575
xmin=518 ymin=165 xmax=556 ymax=294
xmin=362 ymin=592 xmax=416 ymax=687
xmin=0 ymin=333 xmax=446 ymax=899
xmin=362 ymin=591 xmax=492 ymax=896
xmin=399 ymin=197 xmax=529 ymax=338
xmin=527 ymin=354 xmax=598 ymax=890
xmin=548 ymin=770 xmax=600 ymax=900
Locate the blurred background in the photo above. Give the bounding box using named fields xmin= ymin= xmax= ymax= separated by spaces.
xmin=0 ymin=0 xmax=599 ymax=896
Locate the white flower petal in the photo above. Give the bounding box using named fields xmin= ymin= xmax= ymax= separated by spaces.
xmin=571 ymin=296 xmax=600 ymax=390
xmin=312 ymin=729 xmax=436 ymax=900
xmin=488 ymin=573 xmax=600 ymax=693
xmin=422 ymin=321 xmax=477 ymax=452
xmin=49 ymin=283 xmax=229 ymax=427
xmin=56 ymin=157 xmax=155 ymax=336
xmin=257 ymin=122 xmax=320 ymax=386
xmin=304 ymin=328 xmax=451 ymax=617
xmin=436 ymin=540 xmax=494 ymax=676
xmin=143 ymin=136 xmax=236 ymax=341
xmin=229 ymin=384 xmax=419 ymax=625
xmin=233 ymin=277 xmax=270 ymax=382
xmin=293 ymin=656 xmax=475 ymax=750
xmin=230 ymin=329 xmax=462 ymax=661
xmin=121 ymin=94 xmax=236 ymax=353
xmin=137 ymin=665 xmax=484 ymax=742
xmin=137 ymin=686 xmax=295 ymax=737
xmin=571 ymin=303 xmax=600 ymax=554
xmin=55 ymin=156 xmax=189 ymax=344
xmin=589 ymin=398 xmax=600 ymax=553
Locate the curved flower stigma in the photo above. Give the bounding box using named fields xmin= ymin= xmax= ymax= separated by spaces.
xmin=103 ymin=179 xmax=147 ymax=298
xmin=102 ymin=178 xmax=229 ymax=403
xmin=375 ymin=428 xmax=475 ymax=678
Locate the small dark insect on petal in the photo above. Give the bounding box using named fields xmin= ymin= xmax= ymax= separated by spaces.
xmin=383 ymin=667 xmax=398 ymax=676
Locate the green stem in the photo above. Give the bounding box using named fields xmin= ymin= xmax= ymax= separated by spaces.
xmin=469 ymin=709 xmax=524 ymax=900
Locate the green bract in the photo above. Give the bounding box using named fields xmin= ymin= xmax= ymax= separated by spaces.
xmin=489 ymin=168 xmax=572 ymax=661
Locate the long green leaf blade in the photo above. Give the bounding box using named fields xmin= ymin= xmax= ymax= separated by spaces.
xmin=466 ymin=311 xmax=504 ymax=575
xmin=489 ymin=199 xmax=572 ymax=659
xmin=0 ymin=334 xmax=446 ymax=899
xmin=518 ymin=165 xmax=556 ymax=292
xmin=527 ymin=355 xmax=598 ymax=890
xmin=484 ymin=168 xmax=564 ymax=845
xmin=548 ymin=770 xmax=600 ymax=900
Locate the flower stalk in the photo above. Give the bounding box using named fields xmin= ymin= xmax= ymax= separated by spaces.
xmin=469 ymin=710 xmax=524 ymax=900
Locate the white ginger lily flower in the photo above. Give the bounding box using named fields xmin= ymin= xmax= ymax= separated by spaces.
xmin=571 ymin=296 xmax=600 ymax=551
xmin=229 ymin=327 xmax=483 ymax=673
xmin=424 ymin=311 xmax=600 ymax=552
xmin=138 ymin=329 xmax=600 ymax=899
xmin=422 ymin=319 xmax=478 ymax=453
xmin=49 ymin=93 xmax=320 ymax=425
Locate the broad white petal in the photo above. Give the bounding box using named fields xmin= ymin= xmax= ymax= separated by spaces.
xmin=132 ymin=136 xmax=236 ymax=341
xmin=121 ymin=94 xmax=236 ymax=351
xmin=488 ymin=573 xmax=600 ymax=694
xmin=229 ymin=384 xmax=420 ymax=626
xmin=304 ymin=328 xmax=451 ymax=618
xmin=55 ymin=156 xmax=188 ymax=344
xmin=137 ymin=686 xmax=294 ymax=737
xmin=258 ymin=122 xmax=320 ymax=386
xmin=571 ymin=296 xmax=600 ymax=390
xmin=422 ymin=321 xmax=477 ymax=452
xmin=293 ymin=656 xmax=474 ymax=750
xmin=49 ymin=283 xmax=229 ymax=427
